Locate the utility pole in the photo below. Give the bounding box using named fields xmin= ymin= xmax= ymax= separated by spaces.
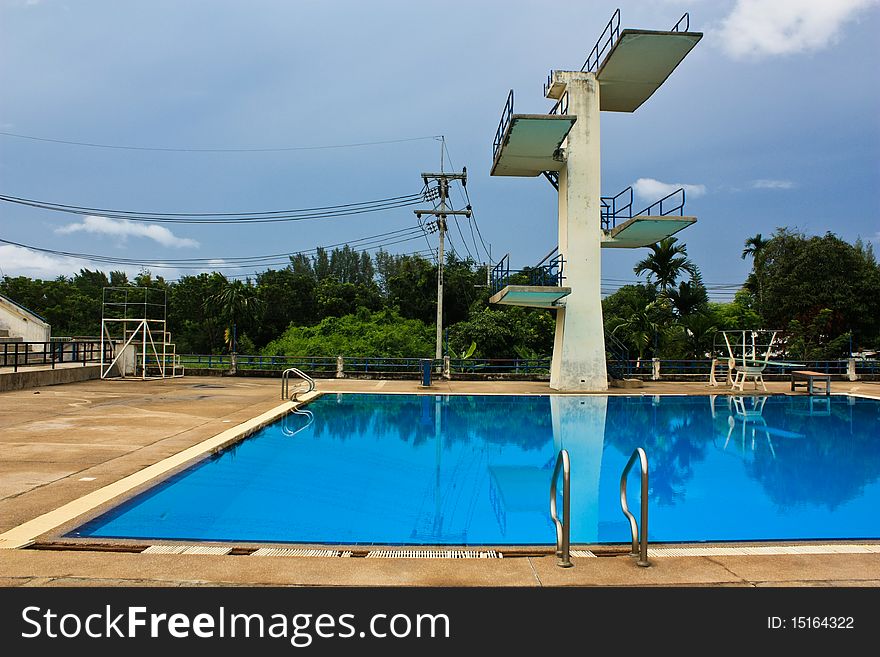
xmin=415 ymin=168 xmax=470 ymax=360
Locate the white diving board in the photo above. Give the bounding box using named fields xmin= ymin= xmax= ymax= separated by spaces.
xmin=490 ymin=115 xmax=576 ymax=177
xmin=602 ymin=215 xmax=696 ymax=248
xmin=489 ymin=285 xmax=572 ymax=309
xmin=597 ymin=30 xmax=702 ymax=113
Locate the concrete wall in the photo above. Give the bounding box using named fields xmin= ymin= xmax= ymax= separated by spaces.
xmin=0 ymin=364 xmax=102 ymax=392
xmin=0 ymin=294 xmax=51 ymax=343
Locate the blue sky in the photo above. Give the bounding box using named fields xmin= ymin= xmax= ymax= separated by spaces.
xmin=1 ymin=0 xmax=878 ymax=301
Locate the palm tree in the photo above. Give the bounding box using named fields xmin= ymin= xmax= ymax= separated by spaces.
xmin=206 ymin=279 xmax=263 ymax=373
xmin=609 ymin=306 xmax=661 ymax=363
xmin=666 ymin=278 xmax=709 ymax=318
xmin=741 ymin=233 xmax=770 ymax=315
xmin=741 ymin=233 xmax=768 ymax=260
xmin=633 ymin=237 xmax=698 ymax=293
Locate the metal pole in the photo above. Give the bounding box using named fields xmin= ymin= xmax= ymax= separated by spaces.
xmin=435 ymin=216 xmax=445 ymax=361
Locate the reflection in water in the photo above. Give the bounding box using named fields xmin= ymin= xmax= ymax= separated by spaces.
xmin=71 ymin=393 xmax=880 ymax=545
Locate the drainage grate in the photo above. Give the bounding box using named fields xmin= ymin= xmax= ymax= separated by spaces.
xmin=251 ymin=548 xmax=352 ymax=558
xmin=142 ymin=545 xmax=232 ymax=555
xmin=365 ymin=550 xmax=501 ymax=559
xmin=570 ymin=550 xmax=597 ymax=558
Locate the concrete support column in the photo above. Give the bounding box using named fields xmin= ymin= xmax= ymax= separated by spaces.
xmin=549 ymin=71 xmax=607 ymax=391
xmin=443 ymin=355 xmax=451 ymax=379
xmin=550 ymin=396 xmax=608 ymax=543
xmin=336 ymin=355 xmax=345 ymax=379
xmin=652 ymin=358 xmax=661 ymax=381
xmin=847 ymin=358 xmax=858 ymax=382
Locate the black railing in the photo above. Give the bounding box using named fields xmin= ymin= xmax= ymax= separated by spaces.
xmin=635 ymin=188 xmax=686 ymax=217
xmin=549 ymin=91 xmax=569 ymax=116
xmin=671 ymin=12 xmax=689 ymax=33
xmin=601 ymin=186 xmax=634 ymax=230
xmin=492 ymin=89 xmax=515 ymax=162
xmin=582 ymin=8 xmax=621 ymax=73
xmin=1 ymin=340 xmax=112 ymax=373
xmin=490 ymin=250 xmax=565 ymax=295
xmin=490 ymin=253 xmax=511 ymax=295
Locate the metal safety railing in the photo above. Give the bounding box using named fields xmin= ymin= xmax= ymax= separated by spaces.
xmin=635 ymin=188 xmax=686 ymax=217
xmin=490 ymin=250 xmax=565 ymax=295
xmin=492 ymin=89 xmax=515 ymax=162
xmin=620 ymin=447 xmax=650 ymax=567
xmin=1 ymin=339 xmax=112 ymax=372
xmin=671 ymin=12 xmax=690 ymax=33
xmin=549 ymin=449 xmax=572 ymax=568
xmin=582 ymin=8 xmax=621 ymax=73
xmin=601 ymin=185 xmax=634 ymax=230
xmin=281 ymin=367 xmax=315 ymax=401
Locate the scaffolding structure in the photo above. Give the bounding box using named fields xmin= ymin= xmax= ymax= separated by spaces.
xmin=99 ymin=287 xmax=184 ymax=380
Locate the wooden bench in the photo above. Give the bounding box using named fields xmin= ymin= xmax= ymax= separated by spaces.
xmin=790 ymin=370 xmax=831 ymax=396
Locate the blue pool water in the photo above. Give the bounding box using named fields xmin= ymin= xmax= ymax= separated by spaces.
xmin=69 ymin=394 xmax=880 ymax=545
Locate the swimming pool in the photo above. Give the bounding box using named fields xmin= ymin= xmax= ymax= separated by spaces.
xmin=68 ymin=393 xmax=880 ymax=545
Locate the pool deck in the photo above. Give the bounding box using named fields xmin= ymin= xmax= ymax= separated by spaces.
xmin=0 ymin=375 xmax=878 ymax=587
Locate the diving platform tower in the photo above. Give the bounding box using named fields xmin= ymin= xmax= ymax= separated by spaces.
xmin=488 ymin=10 xmax=702 ymax=391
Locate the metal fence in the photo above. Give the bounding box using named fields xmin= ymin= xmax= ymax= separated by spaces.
xmin=1 ymin=340 xmax=111 ymax=373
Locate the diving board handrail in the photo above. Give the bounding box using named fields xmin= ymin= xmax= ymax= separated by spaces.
xmin=635 ymin=187 xmax=685 ymax=217
xmin=281 ymin=367 xmax=315 ymax=401
xmin=582 ymin=8 xmax=621 ymax=73
xmin=549 ymin=449 xmax=572 ymax=568
xmin=492 ymin=89 xmax=514 ymax=162
xmin=620 ymin=447 xmax=650 ymax=567
xmin=671 ymin=12 xmax=689 ymax=33
xmin=601 ymin=185 xmax=634 ymax=230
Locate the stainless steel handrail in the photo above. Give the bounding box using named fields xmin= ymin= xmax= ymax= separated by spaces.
xmin=549 ymin=449 xmax=572 ymax=568
xmin=620 ymin=447 xmax=650 ymax=567
xmin=281 ymin=367 xmax=315 ymax=401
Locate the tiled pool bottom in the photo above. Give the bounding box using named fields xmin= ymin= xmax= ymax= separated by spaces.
xmin=68 ymin=393 xmax=880 ymax=545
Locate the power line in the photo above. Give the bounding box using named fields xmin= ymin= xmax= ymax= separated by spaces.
xmin=0 ymin=191 xmax=432 ymax=224
xmin=0 ymin=227 xmax=427 ymax=270
xmin=0 ymin=131 xmax=444 ymax=153
xmin=441 ymin=139 xmax=493 ymax=263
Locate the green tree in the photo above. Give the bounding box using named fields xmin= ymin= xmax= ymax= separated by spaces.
xmin=633 ymin=237 xmax=698 ymax=293
xmin=206 ymin=279 xmax=263 ymax=372
xmin=759 ymin=229 xmax=880 ymax=350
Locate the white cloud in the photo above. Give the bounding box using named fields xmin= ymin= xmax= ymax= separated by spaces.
xmin=55 ymin=215 xmax=199 ymax=249
xmin=632 ymin=177 xmax=707 ymax=201
xmin=716 ymin=0 xmax=878 ymax=59
xmin=0 ymin=244 xmax=81 ymax=278
xmin=752 ymin=179 xmax=795 ymax=189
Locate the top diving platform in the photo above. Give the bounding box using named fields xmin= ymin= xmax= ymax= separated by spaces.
xmin=491 ymin=10 xmax=701 ymax=178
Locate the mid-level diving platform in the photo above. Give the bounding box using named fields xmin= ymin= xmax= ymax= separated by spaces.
xmin=490 ymin=114 xmax=577 ymax=177
xmin=602 ymin=215 xmax=696 ymax=248
xmin=489 ymin=285 xmax=571 ymax=309
xmin=596 ymin=30 xmax=702 ymax=112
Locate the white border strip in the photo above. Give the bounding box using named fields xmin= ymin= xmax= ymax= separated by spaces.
xmin=0 ymin=395 xmax=317 ymax=550
xmin=649 ymin=544 xmax=880 ymax=557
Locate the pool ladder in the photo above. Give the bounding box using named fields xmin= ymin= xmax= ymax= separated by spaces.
xmin=550 ymin=447 xmax=650 ymax=568
xmin=281 ymin=408 xmax=315 ymax=436
xmin=549 ymin=449 xmax=572 ymax=567
xmin=281 ymin=367 xmax=315 ymax=401
xmin=621 ymin=447 xmax=650 ymax=567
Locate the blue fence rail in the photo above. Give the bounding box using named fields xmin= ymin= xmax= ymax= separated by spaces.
xmin=145 ymin=354 xmax=878 ymax=381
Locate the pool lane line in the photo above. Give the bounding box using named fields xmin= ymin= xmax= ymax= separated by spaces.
xmin=0 ymin=391 xmax=321 ymax=550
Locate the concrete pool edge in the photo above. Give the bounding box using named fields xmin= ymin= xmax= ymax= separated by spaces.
xmin=0 ymin=391 xmax=321 ymax=550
